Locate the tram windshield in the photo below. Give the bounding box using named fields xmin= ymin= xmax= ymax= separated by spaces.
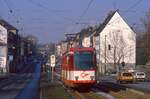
xmin=74 ymin=51 xmax=95 ymax=70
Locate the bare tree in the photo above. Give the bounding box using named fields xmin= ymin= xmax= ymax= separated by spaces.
xmin=100 ymin=30 xmax=135 ymax=71
xmin=141 ymin=9 xmax=150 ymax=33
xmin=141 ymin=9 xmax=150 ymax=62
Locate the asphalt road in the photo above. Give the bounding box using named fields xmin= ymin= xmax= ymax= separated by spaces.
xmin=16 ymin=62 xmax=41 ymax=99
xmin=99 ymin=75 xmax=150 ymax=93
xmin=0 ymin=61 xmax=36 ymax=99
xmin=1 ymin=63 xmax=150 ymax=99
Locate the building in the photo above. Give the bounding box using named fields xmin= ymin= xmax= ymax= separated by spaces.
xmin=60 ymin=40 xmax=68 ymax=56
xmin=92 ymin=30 xmax=100 ymax=70
xmin=96 ymin=10 xmax=136 ymax=74
xmin=65 ymin=33 xmax=79 ymax=49
xmin=0 ymin=22 xmax=7 ymax=74
xmin=0 ymin=19 xmax=21 ymax=73
xmin=58 ymin=10 xmax=136 ymax=75
xmin=56 ymin=43 xmax=61 ymax=57
xmin=77 ymin=27 xmax=94 ymax=47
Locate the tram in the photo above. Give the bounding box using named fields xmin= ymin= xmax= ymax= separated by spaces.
xmin=61 ymin=47 xmax=97 ymax=88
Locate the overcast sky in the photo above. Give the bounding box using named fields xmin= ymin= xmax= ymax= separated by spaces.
xmin=0 ymin=0 xmax=149 ymax=43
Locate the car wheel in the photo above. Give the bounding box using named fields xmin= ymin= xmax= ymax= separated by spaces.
xmin=119 ymin=81 xmax=122 ymax=84
xmin=117 ymin=80 xmax=120 ymax=84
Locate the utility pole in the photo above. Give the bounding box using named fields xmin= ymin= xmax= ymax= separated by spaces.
xmin=104 ymin=35 xmax=107 ymax=74
xmin=114 ymin=46 xmax=117 ymax=72
xmin=50 ymin=55 xmax=56 ymax=82
xmin=98 ymin=34 xmax=101 ymax=74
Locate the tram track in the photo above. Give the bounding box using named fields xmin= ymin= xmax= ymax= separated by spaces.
xmin=68 ymin=88 xmax=106 ymax=99
xmin=0 ymin=62 xmax=37 ymax=99
xmin=64 ymin=81 xmax=150 ymax=99
xmin=55 ymin=71 xmax=107 ymax=99
xmin=54 ymin=71 xmax=150 ymax=99
xmin=93 ymin=82 xmax=150 ymax=99
xmin=0 ymin=62 xmax=35 ymax=90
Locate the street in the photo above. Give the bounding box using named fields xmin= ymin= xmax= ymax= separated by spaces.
xmin=0 ymin=61 xmax=36 ymax=99
xmin=40 ymin=67 xmax=150 ymax=99
xmin=0 ymin=60 xmax=150 ymax=99
xmin=99 ymin=75 xmax=150 ymax=93
xmin=0 ymin=0 xmax=150 ymax=99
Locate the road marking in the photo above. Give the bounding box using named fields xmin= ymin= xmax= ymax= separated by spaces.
xmin=92 ymin=88 xmax=115 ymax=99
xmin=74 ymin=91 xmax=85 ymax=99
xmin=96 ymin=92 xmax=115 ymax=99
xmin=127 ymin=88 xmax=145 ymax=95
xmin=88 ymin=91 xmax=104 ymax=99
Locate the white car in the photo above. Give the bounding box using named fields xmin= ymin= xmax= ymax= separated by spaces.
xmin=134 ymin=72 xmax=146 ymax=81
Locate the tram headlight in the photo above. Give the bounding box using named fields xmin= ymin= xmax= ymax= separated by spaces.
xmin=90 ymin=76 xmax=95 ymax=80
xmin=75 ymin=76 xmax=79 ymax=81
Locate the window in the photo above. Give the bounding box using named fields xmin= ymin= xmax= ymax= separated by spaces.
xmin=74 ymin=51 xmax=95 ymax=70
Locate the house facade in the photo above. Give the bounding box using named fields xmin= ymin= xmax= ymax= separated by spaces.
xmin=97 ymin=11 xmax=136 ymax=74
xmin=57 ymin=10 xmax=136 ymax=75
xmin=0 ymin=19 xmax=21 ymax=73
xmin=0 ymin=23 xmax=7 ymax=74
xmin=60 ymin=40 xmax=68 ymax=56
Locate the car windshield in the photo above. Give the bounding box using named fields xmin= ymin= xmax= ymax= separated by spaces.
xmin=137 ymin=73 xmax=145 ymax=76
xmin=123 ymin=73 xmax=132 ymax=76
xmin=74 ymin=51 xmax=94 ymax=70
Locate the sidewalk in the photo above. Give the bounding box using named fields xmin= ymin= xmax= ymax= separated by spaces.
xmin=0 ymin=73 xmax=16 ymax=81
xmin=40 ymin=72 xmax=73 ymax=99
xmin=16 ymin=63 xmax=41 ymax=99
xmin=0 ymin=74 xmax=8 ymax=81
xmin=0 ymin=61 xmax=25 ymax=81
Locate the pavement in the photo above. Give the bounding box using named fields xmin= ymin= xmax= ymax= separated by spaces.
xmin=0 ymin=74 xmax=13 ymax=81
xmin=0 ymin=61 xmax=36 ymax=99
xmin=124 ymin=82 xmax=150 ymax=93
xmin=40 ymin=72 xmax=72 ymax=99
xmin=0 ymin=73 xmax=33 ymax=99
xmin=16 ymin=62 xmax=41 ymax=99
xmin=99 ymin=75 xmax=150 ymax=94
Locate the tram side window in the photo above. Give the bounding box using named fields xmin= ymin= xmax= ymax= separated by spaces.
xmin=69 ymin=55 xmax=73 ymax=69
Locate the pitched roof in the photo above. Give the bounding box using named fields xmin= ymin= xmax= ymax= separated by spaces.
xmin=0 ymin=19 xmax=17 ymax=30
xmin=78 ymin=26 xmax=93 ymax=37
xmin=96 ymin=10 xmax=118 ymax=33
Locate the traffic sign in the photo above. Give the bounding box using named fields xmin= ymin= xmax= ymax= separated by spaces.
xmin=50 ymin=55 xmax=56 ymax=67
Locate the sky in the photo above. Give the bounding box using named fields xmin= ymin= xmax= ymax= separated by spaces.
xmin=0 ymin=0 xmax=150 ymax=43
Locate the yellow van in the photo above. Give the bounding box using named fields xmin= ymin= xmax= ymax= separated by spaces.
xmin=117 ymin=72 xmax=134 ymax=83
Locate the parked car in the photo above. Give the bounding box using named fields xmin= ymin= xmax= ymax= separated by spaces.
xmin=117 ymin=72 xmax=134 ymax=83
xmin=134 ymin=72 xmax=146 ymax=81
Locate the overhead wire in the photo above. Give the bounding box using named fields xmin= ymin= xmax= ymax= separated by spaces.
xmin=27 ymin=0 xmax=77 ymax=36
xmin=1 ymin=0 xmax=144 ymax=36
xmin=68 ymin=0 xmax=144 ymax=35
xmin=2 ymin=0 xmax=75 ymax=36
xmin=99 ymin=0 xmax=144 ymax=29
xmin=78 ymin=0 xmax=94 ymax=21
xmin=2 ymin=0 xmax=19 ymax=23
xmin=0 ymin=0 xmax=3 ymax=19
xmin=3 ymin=0 xmax=13 ymax=13
xmin=70 ymin=0 xmax=94 ymax=33
xmin=26 ymin=0 xmax=72 ymax=37
xmin=126 ymin=0 xmax=144 ymax=12
xmin=2 ymin=0 xmax=26 ymax=36
xmin=28 ymin=0 xmax=74 ymax=22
